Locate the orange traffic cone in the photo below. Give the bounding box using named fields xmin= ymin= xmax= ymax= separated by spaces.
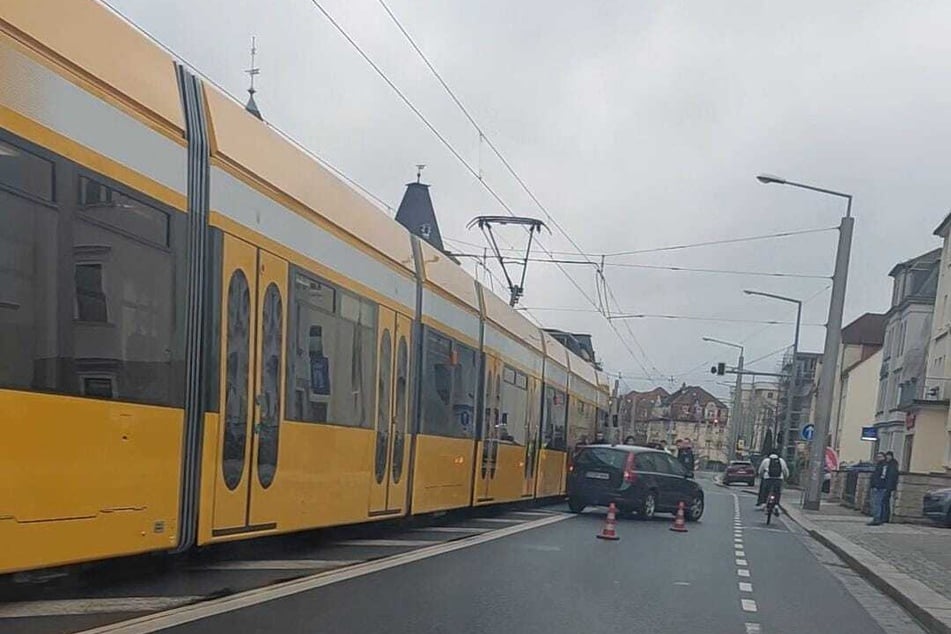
xmin=670 ymin=501 xmax=688 ymax=533
xmin=597 ymin=502 xmax=620 ymax=541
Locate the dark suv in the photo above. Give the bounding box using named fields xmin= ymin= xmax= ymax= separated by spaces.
xmin=567 ymin=445 xmax=704 ymax=521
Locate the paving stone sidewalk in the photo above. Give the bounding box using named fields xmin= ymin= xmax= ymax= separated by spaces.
xmin=802 ymin=503 xmax=951 ymax=601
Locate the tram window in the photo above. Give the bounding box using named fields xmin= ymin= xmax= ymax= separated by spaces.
xmin=543 ymin=385 xmax=567 ymax=450
xmin=499 ymin=365 xmax=528 ymax=444
xmin=420 ymin=328 xmax=477 ymax=438
xmin=0 ymin=139 xmax=53 ymax=201
xmin=285 ymin=269 xmax=376 ymax=427
xmin=0 ymin=131 xmax=187 ymax=407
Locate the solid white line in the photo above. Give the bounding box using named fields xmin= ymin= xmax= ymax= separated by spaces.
xmin=472 ymin=518 xmax=523 ymax=524
xmin=745 ymin=623 xmax=762 ymax=634
xmin=507 ymin=511 xmax=552 ymax=517
xmin=741 ymin=599 xmax=758 ymax=612
xmin=738 ymin=569 xmax=750 ymax=577
xmin=411 ymin=526 xmax=493 ymax=534
xmin=332 ymin=539 xmax=442 ymax=547
xmin=75 ymin=514 xmax=571 ymax=633
xmin=0 ymin=597 xmax=202 ymax=618
xmin=739 ymin=582 xmax=753 ymax=592
xmin=196 ymin=560 xmax=360 ymax=571
xmin=736 ymin=559 xmax=748 ymax=566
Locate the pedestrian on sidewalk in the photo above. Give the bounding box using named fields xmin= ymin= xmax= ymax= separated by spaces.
xmin=882 ymin=451 xmax=900 ymax=523
xmin=868 ymin=452 xmax=887 ymax=526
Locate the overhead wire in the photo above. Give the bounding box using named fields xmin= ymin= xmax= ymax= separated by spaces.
xmin=312 ymin=0 xmax=662 ymax=378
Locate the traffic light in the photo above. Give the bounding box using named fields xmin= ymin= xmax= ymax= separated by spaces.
xmin=710 ymin=362 xmax=726 ymax=376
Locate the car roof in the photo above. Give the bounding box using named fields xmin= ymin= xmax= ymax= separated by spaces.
xmin=581 ymin=444 xmax=659 ymax=453
xmin=730 ymin=460 xmax=752 ymax=464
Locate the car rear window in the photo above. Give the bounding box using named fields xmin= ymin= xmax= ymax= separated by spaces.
xmin=730 ymin=461 xmax=752 ymax=467
xmin=575 ymin=447 xmax=628 ymax=470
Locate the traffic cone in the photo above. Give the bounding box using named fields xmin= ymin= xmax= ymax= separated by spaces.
xmin=670 ymin=501 xmax=688 ymax=533
xmin=596 ymin=502 xmax=620 ymax=540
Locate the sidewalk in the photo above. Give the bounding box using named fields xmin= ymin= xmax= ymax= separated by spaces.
xmin=782 ymin=502 xmax=951 ymax=634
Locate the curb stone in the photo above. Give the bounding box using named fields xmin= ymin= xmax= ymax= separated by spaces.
xmin=781 ymin=503 xmax=951 ymax=634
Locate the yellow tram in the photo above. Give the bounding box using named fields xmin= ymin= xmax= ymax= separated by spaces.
xmin=0 ymin=0 xmax=611 ymax=575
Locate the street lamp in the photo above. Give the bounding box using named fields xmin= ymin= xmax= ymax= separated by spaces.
xmin=702 ymin=337 xmax=744 ymax=461
xmin=757 ymin=173 xmax=854 ymax=511
xmin=744 ymin=290 xmax=803 ymax=465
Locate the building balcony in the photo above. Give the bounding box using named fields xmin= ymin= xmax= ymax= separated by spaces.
xmin=898 ymin=377 xmax=951 ymax=411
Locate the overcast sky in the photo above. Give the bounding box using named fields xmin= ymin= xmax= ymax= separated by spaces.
xmin=111 ymin=0 xmax=951 ymax=399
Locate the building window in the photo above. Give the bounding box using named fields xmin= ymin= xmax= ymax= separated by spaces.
xmin=74 ymin=262 xmax=108 ymax=322
xmin=0 ymin=139 xmax=54 ymax=201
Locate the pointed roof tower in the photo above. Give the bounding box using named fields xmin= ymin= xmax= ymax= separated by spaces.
xmin=244 ymin=37 xmax=262 ymax=120
xmin=395 ymin=165 xmax=445 ymax=252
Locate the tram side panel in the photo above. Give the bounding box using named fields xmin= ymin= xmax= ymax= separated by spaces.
xmin=0 ymin=28 xmax=192 ymax=573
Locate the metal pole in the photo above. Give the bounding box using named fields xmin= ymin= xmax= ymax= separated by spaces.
xmin=780 ymin=302 xmax=801 ymax=464
xmin=803 ymin=214 xmax=854 ymax=510
xmin=731 ymin=352 xmax=744 ymax=461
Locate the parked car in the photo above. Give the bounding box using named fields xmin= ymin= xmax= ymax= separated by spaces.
xmin=566 ymin=445 xmax=704 ymax=521
xmin=923 ymin=487 xmax=951 ymax=527
xmin=723 ymin=460 xmax=756 ymax=486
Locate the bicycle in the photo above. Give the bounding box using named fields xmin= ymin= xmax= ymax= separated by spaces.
xmin=765 ymin=491 xmax=778 ymax=525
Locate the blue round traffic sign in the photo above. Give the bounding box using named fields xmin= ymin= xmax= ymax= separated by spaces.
xmin=801 ymin=424 xmax=815 ymax=441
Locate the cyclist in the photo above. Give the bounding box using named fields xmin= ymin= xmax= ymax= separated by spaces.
xmin=757 ymin=453 xmax=789 ymax=512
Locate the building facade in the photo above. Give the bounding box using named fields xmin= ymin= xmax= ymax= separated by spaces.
xmin=618 ymin=387 xmax=669 ymax=443
xmin=874 ymin=248 xmax=940 ymax=470
xmin=736 ymin=381 xmax=780 ymax=458
xmin=776 ymin=350 xmax=822 ymax=464
xmin=830 ymin=313 xmax=885 ymax=464
xmin=642 ymin=384 xmax=729 ymax=467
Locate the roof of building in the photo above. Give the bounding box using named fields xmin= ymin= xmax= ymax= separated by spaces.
xmin=841 ymin=313 xmax=887 ymax=346
xmin=888 ymin=247 xmax=941 ymax=277
xmin=395 ymin=181 xmax=445 ymax=252
xmin=934 ymin=210 xmax=951 ymax=238
xmin=663 ymin=384 xmax=727 ymax=410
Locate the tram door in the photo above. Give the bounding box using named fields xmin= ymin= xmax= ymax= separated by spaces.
xmin=368 ymin=307 xmax=412 ymax=516
xmin=475 ymin=354 xmax=502 ymax=502
xmin=212 ymin=234 xmax=286 ymax=535
xmin=522 ymin=376 xmax=540 ymax=498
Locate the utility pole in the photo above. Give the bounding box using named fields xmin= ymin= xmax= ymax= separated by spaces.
xmin=732 ymin=353 xmax=744 ymax=460
xmin=756 ymin=174 xmax=853 ymax=511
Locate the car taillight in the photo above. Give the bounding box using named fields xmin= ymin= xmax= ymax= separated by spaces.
xmin=624 ymin=453 xmax=637 ymax=484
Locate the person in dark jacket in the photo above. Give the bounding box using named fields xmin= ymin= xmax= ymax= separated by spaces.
xmin=882 ymin=451 xmax=900 ymax=523
xmin=868 ymin=452 xmax=887 ymax=526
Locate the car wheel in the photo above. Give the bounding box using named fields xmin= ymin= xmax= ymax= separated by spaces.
xmin=687 ymin=496 xmax=704 ymax=522
xmin=567 ymin=497 xmax=586 ymax=514
xmin=638 ymin=491 xmax=656 ymax=520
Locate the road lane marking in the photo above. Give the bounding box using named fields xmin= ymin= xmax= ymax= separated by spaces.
xmin=73 ymin=513 xmax=572 ymax=633
xmin=411 ymin=526 xmax=493 ymax=534
xmin=196 ymin=560 xmax=361 ymax=571
xmin=0 ymin=597 xmax=202 ymax=618
xmin=735 ymin=550 xmax=746 ymax=557
xmin=471 ymin=518 xmax=523 ymax=523
xmin=739 ymin=582 xmax=753 ymax=592
xmin=332 ymin=539 xmax=442 ymax=547
xmin=736 ymin=559 xmax=748 ymax=566
xmin=673 ymin=582 xmax=691 ymax=586
xmin=745 ymin=623 xmax=762 ymax=633
xmin=507 ymin=511 xmax=552 ymax=517
xmin=741 ymin=599 xmax=758 ymax=612
xmin=737 ymin=569 xmax=750 ymax=577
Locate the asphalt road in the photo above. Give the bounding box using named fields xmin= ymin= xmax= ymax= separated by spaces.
xmin=151 ymin=478 xmax=923 ymax=634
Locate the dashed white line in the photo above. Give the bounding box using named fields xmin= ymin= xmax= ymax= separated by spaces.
xmin=741 ymin=599 xmax=758 ymax=612
xmin=735 ymin=550 xmax=746 ymax=557
xmin=745 ymin=623 xmax=762 ymax=634
xmin=739 ymin=582 xmax=753 ymax=592
xmin=738 ymin=569 xmax=751 ymax=577
xmin=736 ymin=559 xmax=748 ymax=566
